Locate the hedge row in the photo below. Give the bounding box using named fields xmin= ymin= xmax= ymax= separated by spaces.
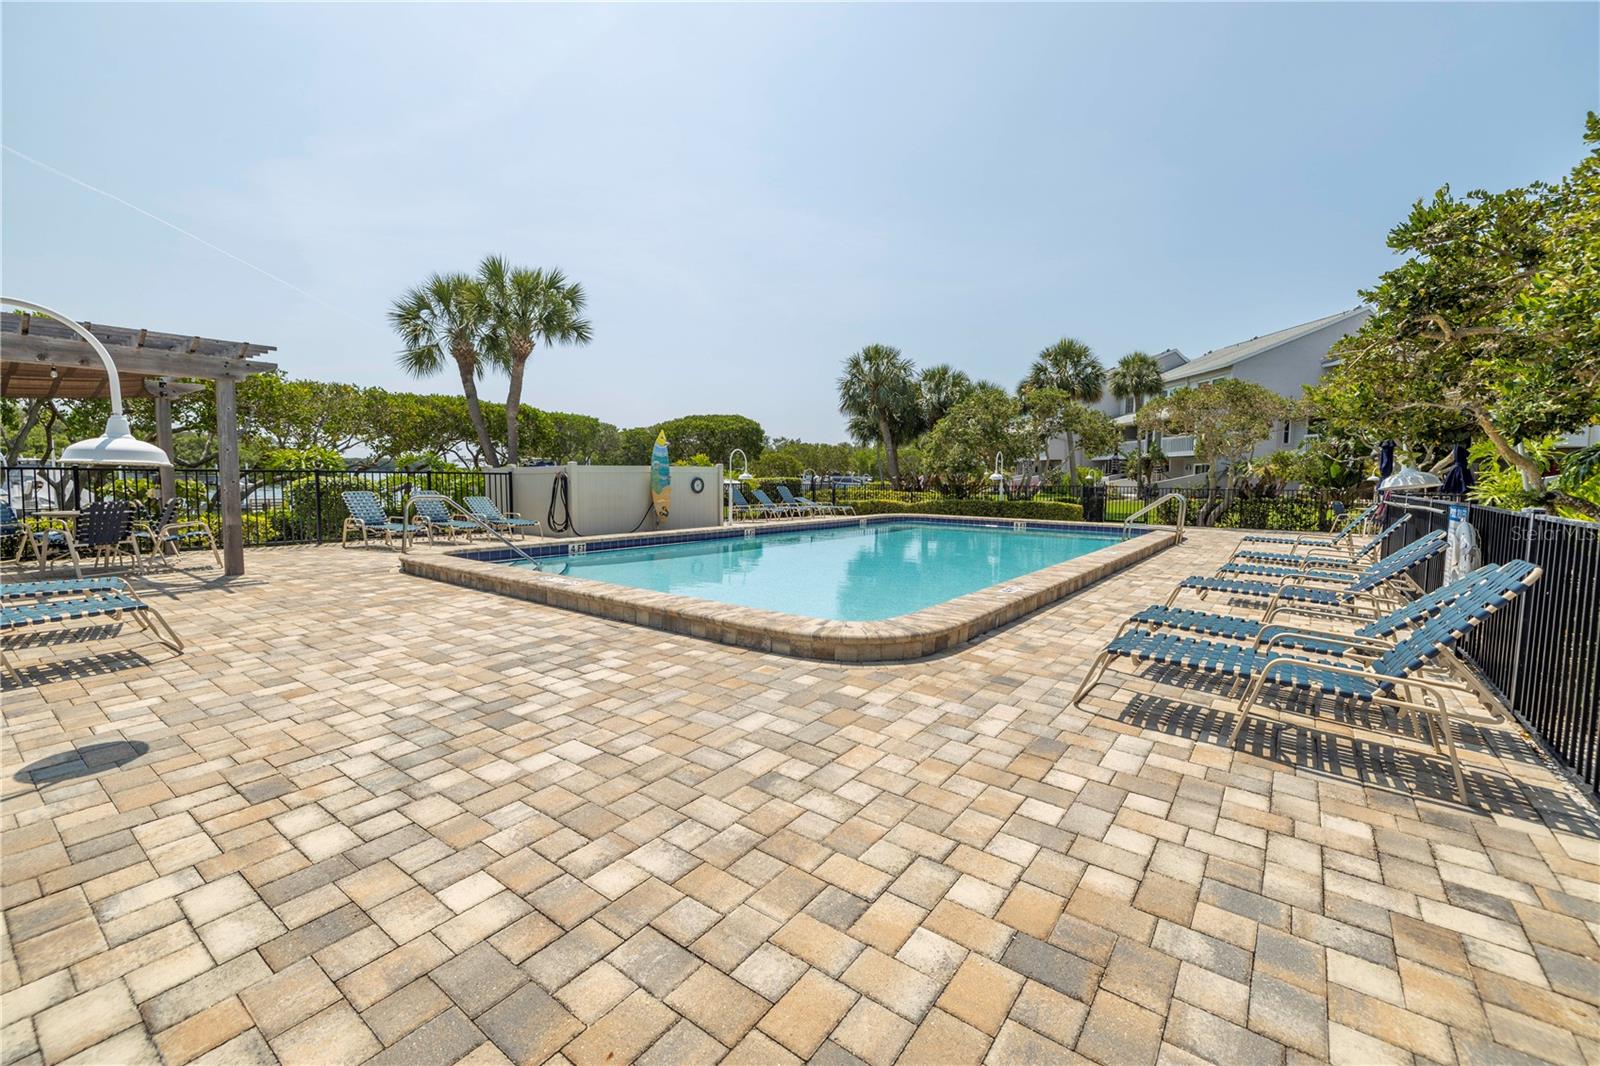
xmin=845 ymin=497 xmax=1086 ymax=521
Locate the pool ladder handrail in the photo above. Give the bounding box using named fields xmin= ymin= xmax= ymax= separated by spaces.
xmin=1121 ymin=492 xmax=1187 ymax=542
xmin=401 ymin=492 xmax=542 ymax=569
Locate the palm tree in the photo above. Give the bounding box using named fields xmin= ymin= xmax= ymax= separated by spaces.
xmin=390 ymin=273 xmax=499 ymax=465
xmin=838 ymin=344 xmax=917 ymax=482
xmin=918 ymin=364 xmax=973 ymax=428
xmin=1023 ymin=338 xmax=1105 ymax=486
xmin=479 ymin=256 xmax=593 ymax=466
xmin=1108 ymin=350 xmax=1166 ymax=490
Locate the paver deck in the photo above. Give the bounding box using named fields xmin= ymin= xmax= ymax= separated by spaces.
xmin=2 ymin=529 xmax=1597 ymax=1066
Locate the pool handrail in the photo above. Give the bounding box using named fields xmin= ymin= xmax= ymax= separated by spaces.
xmin=402 ymin=492 xmax=543 ymax=569
xmin=1121 ymin=493 xmax=1186 ymax=542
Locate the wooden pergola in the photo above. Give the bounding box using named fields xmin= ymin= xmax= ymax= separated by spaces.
xmin=1 ymin=313 xmax=278 ymax=575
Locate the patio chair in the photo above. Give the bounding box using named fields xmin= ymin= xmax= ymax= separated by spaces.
xmin=777 ymin=485 xmax=853 ymax=516
xmin=130 ymin=499 xmax=222 ymax=570
xmin=464 ymin=496 xmax=541 ymax=538
xmin=1239 ymin=503 xmax=1378 ymax=549
xmin=72 ymin=501 xmax=141 ymax=574
xmin=408 ymin=490 xmax=481 ymax=540
xmin=1225 ymin=515 xmax=1409 ymax=568
xmin=750 ymin=488 xmax=805 ymax=517
xmin=7 ymin=501 xmax=80 ymax=576
xmin=1 ymin=574 xmax=183 ymax=679
xmin=341 ymin=491 xmax=415 ymax=549
xmin=729 ymin=486 xmax=780 ymax=520
xmin=0 ymin=501 xmax=22 ymax=555
xmin=1166 ymin=530 xmax=1448 ymax=615
xmin=1073 ymin=567 xmax=1541 ymax=802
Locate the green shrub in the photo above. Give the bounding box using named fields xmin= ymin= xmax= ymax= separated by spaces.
xmin=846 ymin=497 xmax=1086 ymax=522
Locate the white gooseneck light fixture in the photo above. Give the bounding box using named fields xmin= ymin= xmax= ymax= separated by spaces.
xmin=726 ymin=448 xmax=753 ymax=524
xmin=990 ymin=452 xmax=1007 ymax=498
xmin=5 ymin=297 xmax=172 ymax=468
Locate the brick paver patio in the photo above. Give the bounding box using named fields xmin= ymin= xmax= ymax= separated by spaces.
xmin=2 ymin=530 xmax=1597 ymax=1066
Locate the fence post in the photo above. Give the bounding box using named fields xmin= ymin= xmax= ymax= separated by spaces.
xmin=314 ymin=469 xmax=324 ymax=544
xmin=1506 ymin=509 xmax=1538 ymax=707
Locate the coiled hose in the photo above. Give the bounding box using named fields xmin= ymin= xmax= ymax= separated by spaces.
xmin=546 ymin=471 xmax=657 ymax=537
xmin=547 ymin=472 xmax=579 ymax=536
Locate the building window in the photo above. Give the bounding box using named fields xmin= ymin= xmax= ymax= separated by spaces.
xmin=1282 ymin=421 xmax=1292 ymax=445
xmin=1193 ymin=463 xmax=1211 ymax=475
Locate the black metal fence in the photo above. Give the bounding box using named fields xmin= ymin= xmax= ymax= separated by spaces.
xmin=1383 ymin=495 xmax=1600 ymax=795
xmin=792 ymin=478 xmax=1366 ymax=531
xmin=3 ymin=465 xmax=512 ymax=547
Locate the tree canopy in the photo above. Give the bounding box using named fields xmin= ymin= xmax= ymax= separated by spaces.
xmin=924 ymin=386 xmax=1030 ymax=491
xmin=1142 ymin=379 xmax=1294 ymax=523
xmin=1312 ymin=113 xmax=1600 ymax=516
xmin=838 ymin=344 xmax=919 ymax=481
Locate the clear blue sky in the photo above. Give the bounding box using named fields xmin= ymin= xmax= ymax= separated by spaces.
xmin=4 ymin=3 xmax=1596 ymax=443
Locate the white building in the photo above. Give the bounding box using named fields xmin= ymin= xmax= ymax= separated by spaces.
xmin=1057 ymin=307 xmax=1372 ymax=484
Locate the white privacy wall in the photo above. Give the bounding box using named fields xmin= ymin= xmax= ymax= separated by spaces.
xmin=496 ymin=464 xmax=724 ymax=537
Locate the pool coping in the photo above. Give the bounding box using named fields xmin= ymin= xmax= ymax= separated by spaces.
xmin=398 ymin=515 xmax=1178 ymax=662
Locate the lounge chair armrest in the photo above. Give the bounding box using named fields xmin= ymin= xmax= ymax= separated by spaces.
xmin=1261 ymin=603 xmax=1370 ymax=626
xmin=161 ymin=520 xmax=214 ymax=537
xmin=1254 ymin=625 xmax=1392 ymax=655
xmin=1256 ymin=655 xmax=1405 ymax=688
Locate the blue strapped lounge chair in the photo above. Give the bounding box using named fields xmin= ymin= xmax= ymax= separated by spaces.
xmin=1239 ymin=503 xmax=1377 ymax=549
xmin=409 ymin=490 xmax=481 ymax=540
xmin=729 ymin=486 xmax=782 ymax=520
xmin=341 ymin=491 xmax=415 ymax=549
xmin=1226 ymin=515 xmax=1409 ymax=569
xmin=1214 ymin=561 xmax=1363 ymax=583
xmin=464 ymin=496 xmax=541 ymax=538
xmin=777 ymin=485 xmax=853 ymax=516
xmin=1114 ymin=563 xmax=1514 ymax=659
xmin=1 ymin=575 xmax=183 ymax=679
xmin=1 ymin=576 xmax=130 ymax=600
xmin=1167 ymin=530 xmax=1448 ymax=615
xmin=750 ymin=488 xmax=804 ymax=517
xmin=1074 ymin=565 xmax=1542 ymax=803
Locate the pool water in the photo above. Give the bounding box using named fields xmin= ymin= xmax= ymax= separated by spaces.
xmin=512 ymin=521 xmax=1126 ymax=621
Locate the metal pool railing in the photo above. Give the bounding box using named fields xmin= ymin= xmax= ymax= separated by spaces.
xmin=1121 ymin=492 xmax=1187 ymax=541
xmin=401 ymin=492 xmax=542 ymax=568
xmin=1384 ymin=495 xmax=1600 ymax=795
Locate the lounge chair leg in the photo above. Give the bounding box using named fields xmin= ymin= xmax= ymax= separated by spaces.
xmin=140 ymin=603 xmax=184 ymax=653
xmin=1229 ymin=676 xmax=1267 ymax=747
xmin=1070 ymin=653 xmax=1112 ymax=707
xmin=1446 ymin=713 xmax=1465 ymax=806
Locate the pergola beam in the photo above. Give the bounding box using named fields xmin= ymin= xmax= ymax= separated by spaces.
xmin=2 ymin=335 xmax=271 ymax=380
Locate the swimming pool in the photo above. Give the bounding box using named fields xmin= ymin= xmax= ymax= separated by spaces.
xmin=511 ymin=520 xmax=1127 ymax=621
xmin=401 ymin=514 xmax=1172 ymax=661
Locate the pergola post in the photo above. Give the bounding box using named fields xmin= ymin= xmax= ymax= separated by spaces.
xmin=214 ymin=377 xmax=245 ymax=576
xmin=155 ymin=393 xmax=175 ymax=505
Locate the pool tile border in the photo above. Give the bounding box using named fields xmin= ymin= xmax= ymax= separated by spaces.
xmin=399 ymin=515 xmax=1178 ymax=662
